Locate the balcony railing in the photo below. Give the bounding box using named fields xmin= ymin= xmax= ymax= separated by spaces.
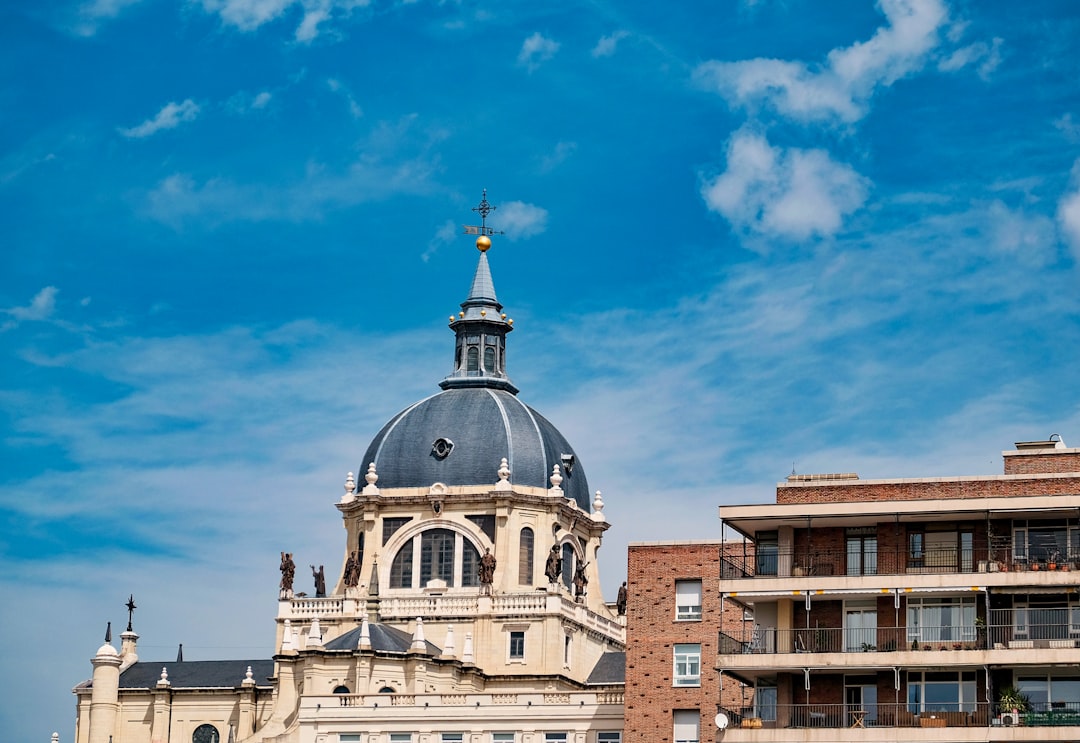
xmin=718 ymin=703 xmax=1016 ymax=729
xmin=719 ymin=618 xmax=1080 ymax=655
xmin=721 ymin=546 xmax=1080 ymax=579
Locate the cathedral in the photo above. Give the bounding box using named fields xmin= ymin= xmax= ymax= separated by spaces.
xmin=73 ymin=196 xmax=628 ymax=743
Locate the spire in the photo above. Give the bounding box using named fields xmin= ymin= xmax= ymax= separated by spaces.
xmin=125 ymin=595 xmax=137 ymax=632
xmin=176 ymin=643 xmax=183 ymax=663
xmin=441 ymin=191 xmax=518 ymax=394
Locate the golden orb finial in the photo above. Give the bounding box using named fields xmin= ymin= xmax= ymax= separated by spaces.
xmin=476 ymin=235 xmax=491 ymax=252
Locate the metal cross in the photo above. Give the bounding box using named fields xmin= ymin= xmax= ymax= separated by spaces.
xmin=463 ymin=189 xmax=504 ymax=237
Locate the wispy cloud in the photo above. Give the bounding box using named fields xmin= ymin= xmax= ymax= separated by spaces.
xmin=495 ymin=200 xmax=548 ymax=240
xmin=119 ymin=99 xmax=201 ymax=138
xmin=252 ymin=91 xmax=273 ymax=109
xmin=592 ymin=30 xmax=629 ymax=58
xmin=197 ymin=0 xmax=373 ymax=41
xmin=327 ymin=78 xmax=363 ymax=119
xmin=1 ymin=287 xmax=59 ymax=332
xmin=694 ymin=0 xmax=949 ymax=124
xmin=1058 ymin=159 xmax=1080 ymax=261
xmin=70 ymin=0 xmax=145 ymax=36
xmin=422 ymin=219 xmax=457 ymax=263
xmin=518 ymin=32 xmax=559 ymax=72
xmin=700 ymin=129 xmax=869 ymax=240
xmin=938 ymin=37 xmax=1003 ymax=80
xmin=538 ymin=141 xmax=576 ymax=173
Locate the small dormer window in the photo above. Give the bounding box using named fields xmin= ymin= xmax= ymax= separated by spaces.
xmin=432 ymin=438 xmax=454 ymax=459
xmin=484 ymin=346 xmax=496 ymax=372
xmin=467 ymin=347 xmax=479 ymax=372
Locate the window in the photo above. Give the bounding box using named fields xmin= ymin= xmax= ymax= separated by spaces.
xmin=756 ymin=532 xmax=778 ymax=576
xmin=675 ymin=580 xmax=702 ymax=620
xmin=389 ymin=539 xmax=413 ymax=588
xmin=383 ymin=517 xmax=412 ymax=545
xmin=544 ymin=735 xmax=567 ymax=743
xmin=672 ymin=710 xmax=699 ymax=743
xmin=332 ymin=685 xmax=350 ymax=694
xmin=519 ymin=527 xmax=534 ymax=585
xmin=339 ymin=736 xmax=361 ymax=743
xmin=467 ymin=346 xmax=479 ymax=372
xmin=907 ymin=597 xmax=976 ymax=645
xmin=484 ymin=346 xmax=496 ymax=372
xmin=755 ymin=679 xmax=778 ymax=722
xmin=909 ymin=532 xmax=925 ymax=568
xmin=596 ymin=734 xmax=621 ymax=743
xmin=509 ymin=630 xmax=525 ymax=660
xmin=193 ymin=726 xmax=220 ymax=743
xmin=389 ymin=735 xmax=413 ymax=743
xmin=1018 ymin=674 xmax=1080 ymax=708
xmin=390 ymin=529 xmax=481 ymax=589
xmin=673 ymin=644 xmax=701 ymax=686
xmin=564 ymin=634 xmax=572 ymax=666
xmin=561 ymin=543 xmax=575 ymax=589
xmin=491 ymin=735 xmax=515 ymax=743
xmin=441 ymin=735 xmax=464 ymax=743
xmin=846 ymin=527 xmax=877 ymax=576
xmin=907 ymin=671 xmax=976 ymax=712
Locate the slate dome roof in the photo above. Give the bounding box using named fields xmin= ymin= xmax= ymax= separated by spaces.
xmin=358 ymin=223 xmax=591 ymax=510
xmin=360 ymin=387 xmax=591 ymax=510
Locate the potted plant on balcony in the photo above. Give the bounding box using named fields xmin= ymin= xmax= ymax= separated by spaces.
xmin=998 ymin=686 xmax=1030 ymax=719
xmin=1049 ymin=550 xmax=1060 ymax=571
xmin=975 ymin=616 xmax=987 ymax=648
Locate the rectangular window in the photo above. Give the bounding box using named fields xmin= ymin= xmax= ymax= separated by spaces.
xmin=383 ymin=517 xmax=412 ymax=545
xmin=846 ymin=527 xmax=877 ymax=576
xmin=675 ymin=580 xmax=703 ymax=621
xmin=673 ymin=644 xmax=701 ymax=687
xmin=907 ymin=597 xmax=976 ymax=645
xmin=389 ymin=736 xmax=413 ymax=743
xmin=491 ymin=735 xmax=515 ymax=743
xmin=544 ymin=735 xmax=568 ymax=743
xmin=596 ymin=734 xmax=621 ymax=743
xmin=673 ymin=710 xmax=699 ymax=743
xmin=339 ymin=736 xmax=361 ymax=743
xmin=907 ymin=671 xmax=976 ymax=713
xmin=509 ymin=630 xmax=525 ymax=660
xmin=441 ymin=735 xmax=464 ymax=743
xmin=756 ymin=532 xmax=778 ymax=576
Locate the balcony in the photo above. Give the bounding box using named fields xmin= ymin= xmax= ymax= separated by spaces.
xmin=719 ymin=614 xmax=1080 ymax=658
xmin=717 ymin=702 xmax=1080 ymax=730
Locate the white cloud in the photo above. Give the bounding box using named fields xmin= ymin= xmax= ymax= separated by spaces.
xmin=252 ymin=91 xmax=273 ymax=109
xmin=327 ymin=78 xmax=363 ymax=119
xmin=119 ymin=99 xmax=201 ymax=138
xmin=70 ymin=0 xmax=144 ymax=36
xmin=1055 ymin=114 xmax=1080 ymax=143
xmin=2 ymin=286 xmax=59 ymax=331
xmin=938 ymin=37 xmax=1002 ymax=80
xmin=591 ymin=30 xmax=629 ymax=58
xmin=517 ymin=32 xmax=559 ymax=72
xmin=1058 ymin=160 xmax=1080 ymax=260
xmin=422 ymin=219 xmax=457 ymax=263
xmin=701 ymin=130 xmax=869 ymax=240
xmin=538 ymin=141 xmax=576 ymax=173
xmin=694 ymin=0 xmax=948 ymax=123
xmin=495 ymin=201 xmax=548 ymax=240
xmin=197 ymin=0 xmax=372 ymax=41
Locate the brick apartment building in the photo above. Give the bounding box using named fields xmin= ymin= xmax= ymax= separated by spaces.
xmin=712 ymin=435 xmax=1080 ymax=741
xmin=624 ymin=541 xmax=751 ymax=743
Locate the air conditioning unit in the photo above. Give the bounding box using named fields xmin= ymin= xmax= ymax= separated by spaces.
xmin=1001 ymin=712 xmax=1019 ymax=726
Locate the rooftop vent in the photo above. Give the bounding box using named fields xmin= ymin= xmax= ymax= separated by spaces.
xmin=1014 ymin=434 xmax=1066 ymax=451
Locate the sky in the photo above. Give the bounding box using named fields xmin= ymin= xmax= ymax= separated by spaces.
xmin=2 ymin=0 xmax=1080 ymax=739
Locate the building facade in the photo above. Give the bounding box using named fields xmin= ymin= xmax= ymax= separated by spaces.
xmin=73 ymin=206 xmax=627 ymax=743
xmin=715 ymin=435 xmax=1080 ymax=741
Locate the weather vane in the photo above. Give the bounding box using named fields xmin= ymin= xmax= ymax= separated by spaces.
xmin=463 ymin=189 xmax=504 ymax=238
xmin=125 ymin=594 xmax=137 ymax=632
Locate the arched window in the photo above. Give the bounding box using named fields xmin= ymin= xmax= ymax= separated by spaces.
xmin=519 ymin=528 xmax=534 ymax=585
xmin=561 ymin=543 xmax=575 ymax=589
xmin=390 ymin=528 xmax=482 ymax=589
xmin=389 ymin=539 xmax=413 ymax=588
xmin=333 ymin=685 xmax=350 ymax=694
xmin=421 ymin=529 xmax=455 ymax=585
xmin=484 ymin=346 xmax=496 ymax=372
xmin=192 ymin=725 xmax=220 ymax=743
xmin=467 ymin=347 xmax=479 ymax=372
xmin=379 ymin=686 xmax=396 ymax=694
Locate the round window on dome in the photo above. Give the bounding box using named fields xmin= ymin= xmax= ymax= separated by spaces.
xmin=431 ymin=437 xmax=454 ymax=459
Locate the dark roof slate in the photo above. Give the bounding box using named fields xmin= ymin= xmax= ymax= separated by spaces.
xmin=585 ymin=651 xmax=625 ymax=685
xmin=323 ymin=622 xmax=441 ymax=655
xmin=117 ymin=659 xmax=275 ymax=689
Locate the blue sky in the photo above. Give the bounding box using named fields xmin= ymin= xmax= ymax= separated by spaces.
xmin=3 ymin=0 xmax=1080 ymax=738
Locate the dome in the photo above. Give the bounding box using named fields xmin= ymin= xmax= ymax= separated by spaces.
xmin=360 ymin=387 xmax=591 ymax=510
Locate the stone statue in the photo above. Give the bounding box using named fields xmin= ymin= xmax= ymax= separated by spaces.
xmin=311 ymin=564 xmax=326 ymax=598
xmin=279 ymin=552 xmax=295 ymax=596
xmin=616 ymin=581 xmax=628 ymax=615
xmin=344 ymin=550 xmax=360 ymax=588
xmin=478 ymin=548 xmax=496 ymax=592
xmin=545 ymin=544 xmax=561 ymax=583
xmin=573 ymin=561 xmax=589 ymax=599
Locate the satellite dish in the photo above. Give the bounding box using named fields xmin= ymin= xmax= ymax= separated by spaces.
xmin=715 ymin=712 xmax=729 ymax=729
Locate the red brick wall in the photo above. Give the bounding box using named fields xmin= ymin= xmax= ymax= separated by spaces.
xmin=777 ymin=475 xmax=1080 ymax=505
xmin=625 ymin=542 xmax=747 ymax=743
xmin=1003 ymin=451 xmax=1080 ymax=475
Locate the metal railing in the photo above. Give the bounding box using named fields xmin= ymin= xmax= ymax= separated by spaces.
xmin=719 ymin=617 xmax=1080 ymax=655
xmin=718 ymin=703 xmax=996 ymax=729
xmin=721 ymin=545 xmax=1080 ymax=579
